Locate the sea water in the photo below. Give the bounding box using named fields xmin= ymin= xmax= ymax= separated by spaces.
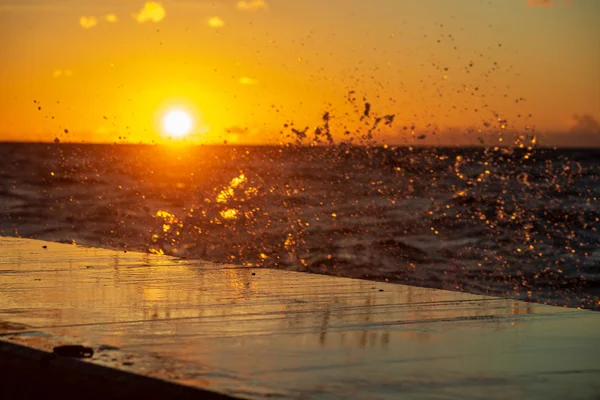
xmin=1 ymin=142 xmax=598 ymax=310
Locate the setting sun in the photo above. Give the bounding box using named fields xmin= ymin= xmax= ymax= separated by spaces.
xmin=163 ymin=110 xmax=193 ymax=138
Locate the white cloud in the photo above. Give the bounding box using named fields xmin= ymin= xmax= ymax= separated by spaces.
xmin=236 ymin=0 xmax=268 ymax=11
xmin=133 ymin=2 xmax=166 ymax=23
xmin=105 ymin=13 xmax=118 ymax=23
xmin=208 ymin=16 xmax=224 ymax=28
xmin=79 ymin=16 xmax=98 ymax=29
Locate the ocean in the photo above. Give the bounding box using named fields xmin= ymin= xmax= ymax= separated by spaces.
xmin=1 ymin=142 xmax=598 ymax=310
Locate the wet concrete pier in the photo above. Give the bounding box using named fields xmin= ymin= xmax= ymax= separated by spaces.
xmin=1 ymin=237 xmax=599 ymax=399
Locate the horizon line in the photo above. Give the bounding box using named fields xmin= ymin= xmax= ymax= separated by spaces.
xmin=1 ymin=140 xmax=598 ymax=150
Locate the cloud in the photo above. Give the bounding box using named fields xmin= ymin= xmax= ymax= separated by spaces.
xmin=239 ymin=77 xmax=259 ymax=85
xmin=105 ymin=13 xmax=118 ymax=23
xmin=236 ymin=0 xmax=268 ymax=11
xmin=208 ymin=16 xmax=224 ymax=28
xmin=133 ymin=2 xmax=166 ymax=23
xmin=570 ymin=114 xmax=600 ymax=135
xmin=79 ymin=16 xmax=98 ymax=29
xmin=527 ymin=0 xmax=552 ymax=6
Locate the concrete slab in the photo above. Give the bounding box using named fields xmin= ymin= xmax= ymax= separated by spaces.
xmin=1 ymin=236 xmax=599 ymax=399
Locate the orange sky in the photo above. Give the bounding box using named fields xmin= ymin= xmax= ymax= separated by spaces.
xmin=0 ymin=0 xmax=598 ymax=145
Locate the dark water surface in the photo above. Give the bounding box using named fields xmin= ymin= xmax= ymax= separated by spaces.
xmin=1 ymin=143 xmax=598 ymax=310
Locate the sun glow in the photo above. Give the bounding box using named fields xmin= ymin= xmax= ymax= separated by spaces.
xmin=163 ymin=110 xmax=193 ymax=138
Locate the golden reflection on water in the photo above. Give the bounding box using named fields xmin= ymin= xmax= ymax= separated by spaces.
xmin=220 ymin=208 xmax=238 ymax=220
xmin=0 ymin=238 xmax=556 ymax=357
xmin=3 ymin=238 xmax=599 ymax=400
xmin=149 ymin=172 xmax=259 ymax=254
xmin=216 ymin=173 xmax=246 ymax=204
xmin=7 ymin=239 xmax=594 ymax=400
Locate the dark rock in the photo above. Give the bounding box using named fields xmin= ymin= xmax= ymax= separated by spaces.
xmin=53 ymin=345 xmax=94 ymax=358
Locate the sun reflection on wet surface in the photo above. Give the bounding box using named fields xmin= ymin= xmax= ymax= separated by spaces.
xmin=1 ymin=238 xmax=599 ymax=399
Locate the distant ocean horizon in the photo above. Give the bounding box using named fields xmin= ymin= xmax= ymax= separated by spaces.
xmin=1 ymin=130 xmax=599 ymax=148
xmin=1 ymin=142 xmax=598 ymax=310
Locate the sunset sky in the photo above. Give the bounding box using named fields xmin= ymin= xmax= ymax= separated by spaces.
xmin=0 ymin=0 xmax=598 ymax=145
